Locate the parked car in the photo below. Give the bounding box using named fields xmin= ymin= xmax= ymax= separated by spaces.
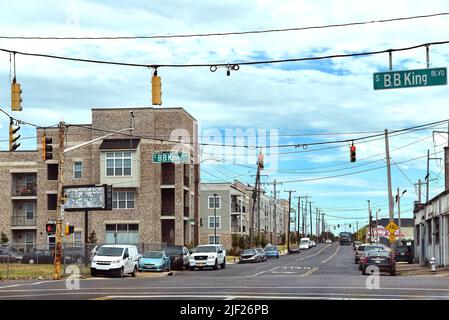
xmin=0 ymin=248 xmax=22 ymax=263
xmin=189 ymin=244 xmax=226 ymax=270
xmin=354 ymin=244 xmax=367 ymax=264
xmin=164 ymin=245 xmax=190 ymax=270
xmin=300 ymin=238 xmax=310 ymax=250
xmin=255 ymin=248 xmax=267 ymax=261
xmin=310 ymin=240 xmax=316 ymax=247
xmin=264 ymin=245 xmax=280 ymax=259
xmin=138 ymin=250 xmax=170 ymax=272
xmin=360 ymin=250 xmax=396 ymax=276
xmin=91 ymin=244 xmax=140 ymax=277
xmin=63 ymin=246 xmax=85 ymax=264
xmin=239 ymin=248 xmax=262 ymax=263
xmin=90 ymin=245 xmax=102 ymax=262
xmin=325 ymin=239 xmax=332 ymax=244
xmin=22 ymin=249 xmax=54 ymax=264
xmin=358 ymin=245 xmax=388 ymax=270
xmin=353 ymin=241 xmax=362 ymax=251
xmin=394 ymin=245 xmax=413 ymax=264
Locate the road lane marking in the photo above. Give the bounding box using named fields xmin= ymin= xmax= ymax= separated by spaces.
xmin=321 ymin=245 xmax=341 ymax=264
xmin=301 ymin=267 xmax=319 ymax=277
xmin=248 ymin=266 xmax=279 ymax=277
xmin=295 ymin=244 xmax=331 ymax=261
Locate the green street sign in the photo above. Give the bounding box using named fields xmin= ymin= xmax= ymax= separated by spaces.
xmin=152 ymin=152 xmax=189 ymax=163
xmin=373 ymin=67 xmax=447 ymax=90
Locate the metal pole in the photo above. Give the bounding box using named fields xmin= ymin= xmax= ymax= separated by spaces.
xmin=368 ymin=200 xmax=372 ymax=244
xmin=273 ymin=180 xmax=277 ymax=246
xmin=213 ymin=194 xmax=217 ymax=244
xmin=376 ymin=209 xmax=380 ymax=244
xmin=309 ymin=202 xmax=313 ymax=238
xmin=385 ymin=129 xmax=395 ymax=256
xmin=426 ymin=149 xmax=430 ymax=203
xmin=84 ymin=210 xmax=89 ymax=267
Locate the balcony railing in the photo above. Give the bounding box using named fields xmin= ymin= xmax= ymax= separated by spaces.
xmin=231 ymin=225 xmax=243 ymax=233
xmin=231 ymin=203 xmax=246 ymax=213
xmin=11 ymin=215 xmax=36 ymax=227
xmin=161 ymin=173 xmax=175 ymax=185
xmin=184 ymin=207 xmax=189 ymax=217
xmin=12 ymin=183 xmax=37 ymax=197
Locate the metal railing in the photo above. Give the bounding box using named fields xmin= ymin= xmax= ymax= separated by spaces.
xmin=11 ymin=215 xmax=37 ymax=227
xmin=11 ymin=183 xmax=37 ymax=196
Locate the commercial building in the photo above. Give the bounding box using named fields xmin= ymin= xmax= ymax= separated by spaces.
xmin=0 ymin=107 xmax=199 ymax=251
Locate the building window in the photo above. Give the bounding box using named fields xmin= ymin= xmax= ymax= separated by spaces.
xmin=112 ymin=191 xmax=135 ymax=209
xmin=47 ymin=194 xmax=57 ymax=210
xmin=74 ymin=231 xmax=82 ymax=246
xmin=208 ymin=216 xmax=221 ymax=229
xmin=208 ymin=196 xmax=221 ymax=209
xmin=73 ymin=161 xmax=82 ymax=179
xmin=25 ymin=233 xmax=34 ymax=252
xmin=25 ymin=203 xmax=34 ymax=220
xmin=47 ymin=164 xmax=58 ymax=180
xmin=208 ymin=235 xmax=220 ymax=244
xmin=105 ymin=224 xmax=139 ymax=244
xmin=106 ymin=152 xmax=132 ymax=177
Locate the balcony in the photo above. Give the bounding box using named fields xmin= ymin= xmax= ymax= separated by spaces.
xmin=184 ymin=176 xmax=189 ymax=187
xmin=184 ymin=207 xmax=189 ymax=218
xmin=12 ymin=183 xmax=37 ymax=197
xmin=161 ymin=173 xmax=175 ymax=186
xmin=11 ymin=215 xmax=37 ymax=228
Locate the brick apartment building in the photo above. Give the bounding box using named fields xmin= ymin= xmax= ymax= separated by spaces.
xmin=0 ymin=107 xmax=199 ymax=251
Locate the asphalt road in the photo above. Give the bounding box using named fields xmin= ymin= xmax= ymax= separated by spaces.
xmin=1 ymin=243 xmax=449 ymax=300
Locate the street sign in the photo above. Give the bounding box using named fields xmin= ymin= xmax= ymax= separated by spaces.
xmin=389 ymin=234 xmax=396 ymax=243
xmin=152 ymin=152 xmax=189 ymax=163
xmin=373 ymin=67 xmax=447 ymax=90
xmin=385 ymin=221 xmax=399 ymax=234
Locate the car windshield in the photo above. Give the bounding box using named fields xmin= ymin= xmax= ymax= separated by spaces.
xmin=164 ymin=247 xmax=183 ymax=254
xmin=96 ymin=247 xmax=124 ymax=257
xmin=365 ymin=246 xmax=385 ymax=252
xmin=301 ymin=240 xmax=309 ymax=244
xmin=243 ymin=249 xmax=256 ymax=255
xmin=368 ymin=251 xmax=389 ymax=257
xmin=194 ymin=246 xmax=217 ymax=253
xmin=395 ymin=246 xmax=409 ymax=253
xmin=265 ymin=247 xmax=277 ymax=251
xmin=143 ymin=251 xmax=163 ymax=259
xmin=358 ymin=245 xmax=366 ymax=251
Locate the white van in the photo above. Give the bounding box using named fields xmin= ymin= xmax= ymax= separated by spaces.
xmin=300 ymin=238 xmax=311 ymax=250
xmin=91 ymin=244 xmax=140 ymax=277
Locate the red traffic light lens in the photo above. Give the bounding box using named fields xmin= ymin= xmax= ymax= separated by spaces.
xmin=350 ymin=146 xmax=356 ymax=152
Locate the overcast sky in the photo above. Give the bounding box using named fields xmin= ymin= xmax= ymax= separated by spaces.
xmin=1 ymin=0 xmax=449 ymax=233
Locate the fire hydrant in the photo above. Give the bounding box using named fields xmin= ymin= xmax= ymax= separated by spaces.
xmin=430 ymin=257 xmax=436 ymax=273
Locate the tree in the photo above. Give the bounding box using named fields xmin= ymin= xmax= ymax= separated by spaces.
xmin=260 ymin=236 xmax=268 ymax=248
xmin=88 ymin=230 xmax=97 ymax=244
xmin=0 ymin=232 xmax=8 ymax=244
xmin=231 ymin=234 xmax=239 ymax=249
xmin=238 ymin=235 xmax=248 ymax=250
xmin=280 ymin=233 xmax=286 ymax=245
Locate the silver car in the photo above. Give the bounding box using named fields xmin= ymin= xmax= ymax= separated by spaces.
xmin=255 ymin=248 xmax=267 ymax=262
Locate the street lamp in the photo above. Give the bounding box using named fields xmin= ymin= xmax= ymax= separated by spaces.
xmin=213 ymin=193 xmax=218 ymax=244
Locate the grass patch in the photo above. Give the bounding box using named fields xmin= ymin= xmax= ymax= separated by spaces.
xmin=0 ymin=263 xmax=91 ymax=280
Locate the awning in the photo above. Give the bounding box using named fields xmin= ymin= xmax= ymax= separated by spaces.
xmin=99 ymin=138 xmax=140 ymax=150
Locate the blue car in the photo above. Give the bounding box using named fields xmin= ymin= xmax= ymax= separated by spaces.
xmin=138 ymin=250 xmax=171 ymax=272
xmin=264 ymin=245 xmax=280 ymax=259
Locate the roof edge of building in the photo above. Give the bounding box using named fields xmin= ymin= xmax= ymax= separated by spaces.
xmin=91 ymin=106 xmax=197 ymax=121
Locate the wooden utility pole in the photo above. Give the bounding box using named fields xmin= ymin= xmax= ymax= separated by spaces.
xmin=194 ymin=163 xmax=199 ymax=246
xmin=284 ymin=190 xmax=296 ymax=252
xmin=385 ymin=129 xmax=395 ymax=255
xmin=53 ymin=122 xmax=65 ymax=280
xmin=273 ymin=179 xmax=277 ymax=246
xmin=309 ymin=202 xmax=313 ymax=237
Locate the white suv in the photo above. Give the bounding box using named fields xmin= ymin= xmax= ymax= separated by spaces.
xmin=189 ymin=244 xmax=226 ymax=270
xmin=91 ymin=244 xmax=140 ymax=277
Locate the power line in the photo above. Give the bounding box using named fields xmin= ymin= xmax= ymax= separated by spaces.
xmin=2 ymin=12 xmax=448 ymax=40
xmin=1 ymin=40 xmax=449 ymax=69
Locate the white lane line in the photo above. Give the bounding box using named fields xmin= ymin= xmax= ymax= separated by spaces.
xmin=296 ymin=244 xmax=331 ymax=261
xmin=224 ymin=296 xmax=236 ymax=300
xmin=0 ymin=280 xmax=56 ymax=290
xmin=248 ymin=266 xmax=279 ymax=277
xmin=321 ymin=245 xmax=341 ymax=264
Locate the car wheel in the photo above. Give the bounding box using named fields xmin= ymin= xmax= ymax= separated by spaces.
xmin=362 ymin=269 xmax=367 ymax=275
xmin=408 ymin=260 xmax=413 ymax=264
xmin=220 ymin=259 xmax=226 ymax=269
xmin=91 ymin=271 xmax=97 ymax=277
xmin=28 ymin=259 xmax=34 ymax=264
xmin=189 ymin=266 xmax=195 ymax=271
xmin=75 ymin=257 xmax=82 ymax=264
xmin=213 ymin=259 xmax=219 ymax=270
xmin=117 ymin=267 xmax=124 ymax=278
xmin=131 ymin=266 xmax=137 ymax=277
xmin=276 ymin=255 xmax=279 ymax=259
xmin=391 ymin=269 xmax=396 ymax=276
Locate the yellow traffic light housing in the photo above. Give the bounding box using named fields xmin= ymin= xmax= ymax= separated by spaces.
xmin=11 ymin=80 xmax=23 ymax=112
xmin=9 ymin=119 xmax=20 ymax=151
xmin=152 ymin=70 xmax=162 ymax=105
xmin=65 ymin=224 xmax=70 ymax=236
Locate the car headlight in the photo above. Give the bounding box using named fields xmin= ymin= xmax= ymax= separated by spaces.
xmin=112 ymin=259 xmax=120 ymax=264
xmin=208 ymin=255 xmax=215 ymax=260
xmin=92 ymin=259 xmax=97 ymax=263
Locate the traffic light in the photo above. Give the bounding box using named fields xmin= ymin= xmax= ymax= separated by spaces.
xmin=11 ymin=80 xmax=23 ymax=111
xmin=9 ymin=119 xmax=20 ymax=151
xmin=338 ymin=224 xmax=340 ymax=228
xmin=42 ymin=134 xmax=53 ymax=161
xmin=350 ymin=143 xmax=356 ymax=162
xmin=65 ymin=224 xmax=75 ymax=236
xmin=349 ymin=224 xmax=351 ymax=228
xmin=152 ymin=71 xmax=162 ymax=105
xmin=46 ymin=223 xmax=56 ymax=235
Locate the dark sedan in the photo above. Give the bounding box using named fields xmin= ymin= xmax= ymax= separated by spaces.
xmin=22 ymin=249 xmax=54 ymax=264
xmin=394 ymin=245 xmax=413 ymax=264
xmin=164 ymin=246 xmax=190 ymax=270
xmin=0 ymin=248 xmax=22 ymax=263
xmin=63 ymin=246 xmax=86 ymax=264
xmin=361 ymin=251 xmax=396 ymax=276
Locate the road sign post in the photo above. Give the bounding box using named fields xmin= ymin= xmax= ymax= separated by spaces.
xmin=373 ymin=67 xmax=447 ymax=90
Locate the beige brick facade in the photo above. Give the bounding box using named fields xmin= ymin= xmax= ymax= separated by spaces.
xmin=0 ymin=107 xmax=199 ymax=251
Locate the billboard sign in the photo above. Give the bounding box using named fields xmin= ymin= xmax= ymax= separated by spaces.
xmin=63 ymin=184 xmax=113 ymax=211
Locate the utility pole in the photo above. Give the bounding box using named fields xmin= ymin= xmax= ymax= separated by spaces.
xmin=356 ymin=221 xmax=359 ymax=241
xmin=294 ymin=196 xmax=302 ymax=243
xmin=367 ymin=200 xmax=372 ymax=244
xmin=194 ymin=163 xmax=199 ymax=246
xmin=284 ymin=190 xmax=296 ymax=252
xmin=376 ymin=209 xmax=380 ymax=243
xmin=53 ymin=122 xmax=65 ymax=280
xmin=316 ymin=208 xmax=319 ymax=242
xmin=249 ymin=165 xmax=260 ymax=246
xmin=321 ymin=211 xmax=325 ymax=243
xmin=415 ymin=179 xmax=422 ymax=204
xmin=426 ymin=149 xmax=430 ymax=203
xmin=273 ymin=179 xmax=277 ymax=246
xmin=309 ymin=202 xmax=313 ymax=238
xmin=385 ymin=129 xmax=395 ymax=255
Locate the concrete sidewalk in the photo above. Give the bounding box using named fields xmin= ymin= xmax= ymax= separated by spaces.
xmin=397 ymin=263 xmax=449 ymax=277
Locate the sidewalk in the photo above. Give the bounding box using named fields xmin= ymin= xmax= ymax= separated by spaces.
xmin=397 ymin=263 xmax=449 ymax=277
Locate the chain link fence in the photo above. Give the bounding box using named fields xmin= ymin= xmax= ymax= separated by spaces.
xmin=0 ymin=242 xmax=167 ymax=280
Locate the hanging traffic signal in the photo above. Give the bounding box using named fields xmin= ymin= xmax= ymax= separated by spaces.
xmin=9 ymin=119 xmax=20 ymax=151
xmin=46 ymin=223 xmax=56 ymax=234
xmin=11 ymin=80 xmax=23 ymax=111
xmin=65 ymin=224 xmax=74 ymax=236
xmin=152 ymin=70 xmax=162 ymax=105
xmin=42 ymin=134 xmax=53 ymax=161
xmin=350 ymin=143 xmax=356 ymax=162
